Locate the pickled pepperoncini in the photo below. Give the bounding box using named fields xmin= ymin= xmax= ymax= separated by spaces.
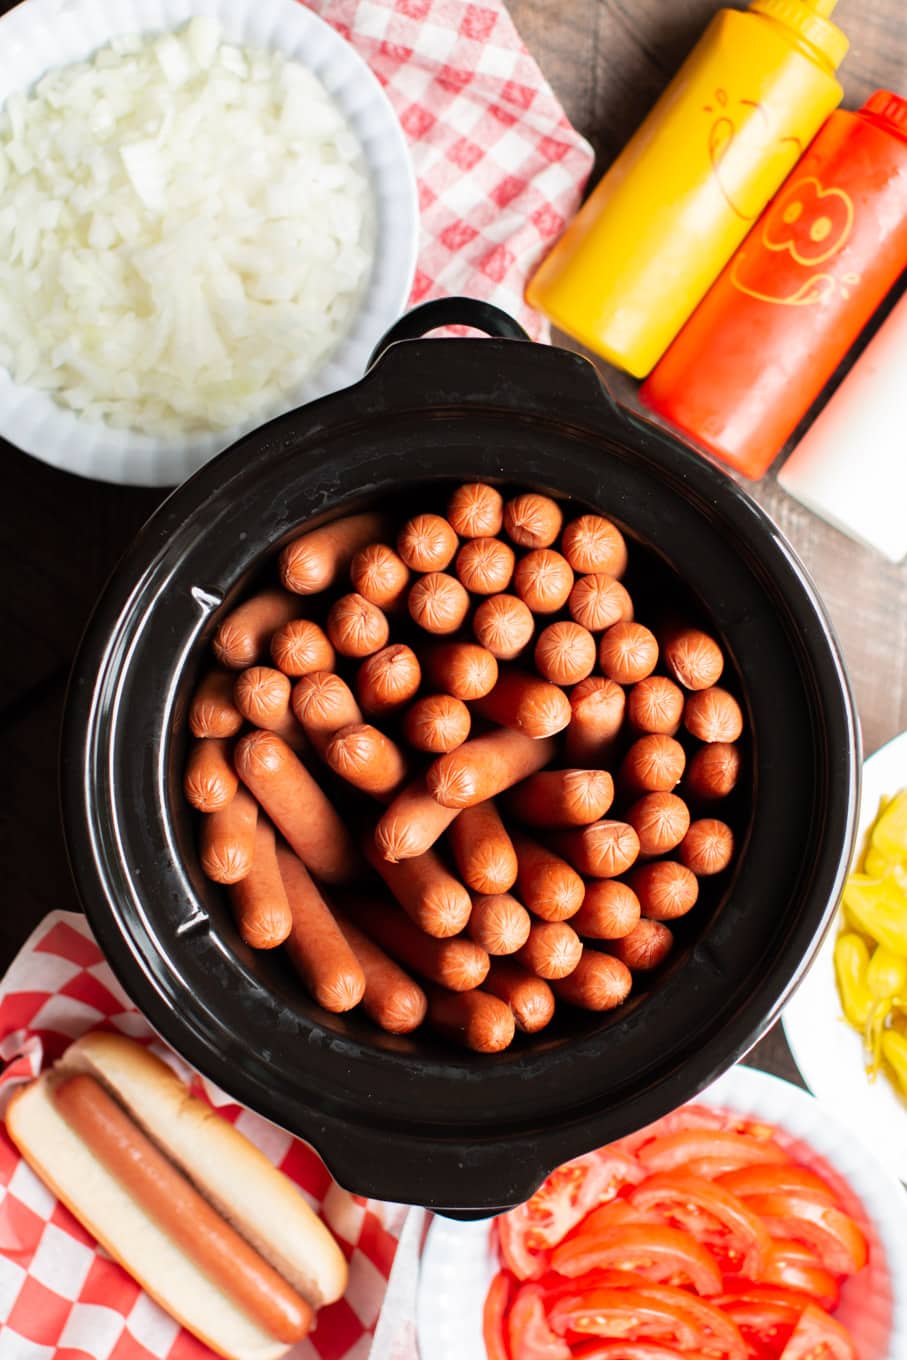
xmin=835 ymin=790 xmax=907 ymax=1097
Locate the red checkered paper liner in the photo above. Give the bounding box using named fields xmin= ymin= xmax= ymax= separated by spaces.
xmin=302 ymin=0 xmax=594 ymax=338
xmin=0 ymin=912 xmax=413 ymax=1360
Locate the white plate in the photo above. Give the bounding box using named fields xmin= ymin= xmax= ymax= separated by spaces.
xmin=417 ymin=1064 xmax=907 ymax=1360
xmin=0 ymin=0 xmax=419 ymax=487
xmin=783 ymin=730 xmax=907 ymax=1185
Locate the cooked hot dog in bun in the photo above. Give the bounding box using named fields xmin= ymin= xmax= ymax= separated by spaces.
xmin=6 ymin=1032 xmax=347 ymax=1360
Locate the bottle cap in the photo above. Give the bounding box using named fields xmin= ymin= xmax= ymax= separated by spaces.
xmin=861 ymin=90 xmax=907 ymax=144
xmin=750 ymin=0 xmax=849 ymax=71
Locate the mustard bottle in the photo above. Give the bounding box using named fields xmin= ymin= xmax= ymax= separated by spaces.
xmin=526 ymin=0 xmax=848 ymax=378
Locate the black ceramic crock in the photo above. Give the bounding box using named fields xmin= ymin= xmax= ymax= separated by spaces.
xmin=62 ymin=298 xmax=859 ymax=1213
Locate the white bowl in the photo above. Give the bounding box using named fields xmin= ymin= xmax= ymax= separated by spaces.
xmin=0 ymin=0 xmax=418 ymax=487
xmin=417 ymin=1064 xmax=907 ymax=1360
xmin=784 ymin=729 xmax=907 ymax=1184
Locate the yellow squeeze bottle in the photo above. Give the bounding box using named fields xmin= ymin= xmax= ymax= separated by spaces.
xmin=526 ymin=0 xmax=848 ymax=377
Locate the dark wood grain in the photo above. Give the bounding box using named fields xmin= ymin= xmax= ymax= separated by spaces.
xmin=1 ymin=0 xmax=905 ymax=1095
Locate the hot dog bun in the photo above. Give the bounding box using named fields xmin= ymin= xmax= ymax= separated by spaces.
xmin=6 ymin=1033 xmax=348 ymax=1360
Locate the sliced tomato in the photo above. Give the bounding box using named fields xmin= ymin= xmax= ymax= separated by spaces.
xmin=572 ymin=1344 xmax=714 ymax=1360
xmin=637 ymin=1131 xmax=788 ymax=1175
xmin=537 ymin=1268 xmax=654 ymax=1302
xmin=551 ymin=1224 xmax=722 ymax=1296
xmin=629 ymin=1173 xmax=771 ymax=1278
xmin=716 ymin=1166 xmax=836 ymax=1203
xmin=548 ymin=1288 xmax=705 ymax=1350
xmin=484 ymin=1270 xmax=514 ymax=1360
xmin=498 ymin=1150 xmax=645 ymax=1280
xmin=742 ymin=1194 xmax=867 ymax=1276
xmin=507 ymin=1284 xmax=570 ymax=1360
xmin=615 ymin=1105 xmax=727 ymax=1156
xmin=564 ymin=1199 xmax=655 ymax=1240
xmin=550 ymin=1284 xmax=747 ymax=1360
xmin=763 ymin=1242 xmax=840 ymax=1311
xmin=778 ymin=1303 xmax=858 ymax=1360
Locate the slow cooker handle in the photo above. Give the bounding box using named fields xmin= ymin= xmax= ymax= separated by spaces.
xmin=367 ymin=296 xmax=531 ymax=368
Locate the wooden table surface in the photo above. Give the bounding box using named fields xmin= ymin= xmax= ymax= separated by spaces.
xmin=1 ymin=0 xmax=905 ymax=1092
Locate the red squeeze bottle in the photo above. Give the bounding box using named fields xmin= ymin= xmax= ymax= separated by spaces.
xmin=641 ymin=92 xmax=907 ymax=479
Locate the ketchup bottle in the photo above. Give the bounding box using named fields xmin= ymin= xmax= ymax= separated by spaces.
xmin=641 ymin=91 xmax=907 ymax=479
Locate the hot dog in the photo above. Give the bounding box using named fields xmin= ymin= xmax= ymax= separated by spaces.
xmin=568 ymin=575 xmax=634 ymax=632
xmin=54 ymin=1074 xmax=312 ymax=1344
xmin=363 ymin=837 xmax=472 ymax=938
xmin=291 ymin=672 xmax=363 ymax=754
xmin=343 ymin=898 xmax=490 ymax=991
xmin=506 ymin=769 xmax=614 ymax=828
xmin=234 ymin=666 xmax=292 ymax=730
xmin=620 ymin=734 xmax=686 ymax=794
xmin=561 ymin=514 xmax=628 ymax=577
xmin=552 ymin=950 xmax=633 ymax=1011
xmin=627 ymin=676 xmax=685 ymax=735
xmin=512 ymin=833 xmax=585 ymax=922
xmin=279 ymin=511 xmax=389 ymax=595
xmin=403 ymin=694 xmax=472 ymax=753
xmin=609 ymin=918 xmax=674 ymax=971
xmin=565 ymin=676 xmax=626 ymax=765
xmin=466 ymin=893 xmax=532 ymax=955
xmin=423 ymin=641 xmax=499 ymax=701
xmin=270 ymin=620 xmax=336 ymax=678
xmin=448 ymin=800 xmax=518 ymax=894
xmin=662 ymin=626 xmax=725 ymax=691
xmin=553 ymin=821 xmax=640 ymax=879
xmin=427 ymin=729 xmax=556 ymax=809
xmin=200 ymin=785 xmax=259 ymax=884
xmin=534 ymin=621 xmax=597 ymax=685
xmin=184 ymin=738 xmax=238 ymax=813
xmin=234 ymin=731 xmax=359 ymax=884
xmin=6 ymin=1032 xmax=348 ymax=1360
xmin=267 ymin=706 xmax=311 ymax=757
xmin=374 ymin=776 xmax=461 ymax=861
xmin=350 ymin=543 xmax=411 ymax=611
xmin=628 ymin=861 xmax=699 ymax=920
xmin=684 ymin=687 xmax=744 ymax=743
xmin=475 ymin=670 xmax=571 ymax=738
xmin=572 ymin=880 xmax=641 ymax=940
xmin=598 ymin=621 xmax=659 ymax=684
xmin=679 ymin=819 xmax=735 ymax=875
xmin=685 ymin=742 xmax=741 ymax=800
xmin=278 ymin=848 xmax=366 ymax=1012
xmin=228 ymin=819 xmax=293 ymax=949
xmin=472 ymin=594 xmax=535 ymax=660
xmin=427 ymin=987 xmax=516 ymax=1053
xmin=324 ymin=723 xmax=409 ymax=800
xmin=326 ymin=593 xmax=390 ymax=659
xmin=397 ymin=513 xmax=459 ymax=572
xmin=483 ymin=959 xmax=556 ymax=1033
xmin=503 ymin=493 xmax=563 ymax=549
xmin=213 ymin=590 xmax=299 ymax=670
xmin=356 ymin=643 xmax=422 ymax=714
xmin=517 ymin=920 xmax=583 ymax=980
xmin=626 ymin=792 xmax=691 ymax=857
xmin=513 ymin=548 xmax=574 ymax=614
xmin=447 ymin=483 xmax=504 ymax=539
xmin=333 ymin=912 xmax=428 ymax=1034
xmin=190 ymin=669 xmax=245 ymax=738
xmin=455 ymin=538 xmax=515 ymax=595
xmin=408 ymin=572 xmax=470 ymax=635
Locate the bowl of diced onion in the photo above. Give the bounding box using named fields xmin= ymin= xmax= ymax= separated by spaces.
xmin=0 ymin=0 xmax=419 ymax=486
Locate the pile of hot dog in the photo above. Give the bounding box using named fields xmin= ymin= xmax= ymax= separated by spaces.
xmin=184 ymin=484 xmax=744 ymax=1053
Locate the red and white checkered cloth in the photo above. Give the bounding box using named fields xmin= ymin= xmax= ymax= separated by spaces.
xmin=302 ymin=0 xmax=594 ymax=337
xmin=0 ymin=912 xmax=413 ymax=1360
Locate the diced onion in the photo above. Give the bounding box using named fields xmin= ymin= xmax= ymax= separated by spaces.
xmin=0 ymin=18 xmax=376 ymax=439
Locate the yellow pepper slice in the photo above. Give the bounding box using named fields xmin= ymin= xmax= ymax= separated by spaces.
xmin=881 ymin=1029 xmax=907 ymax=1099
xmin=869 ymin=790 xmax=907 ymax=865
xmin=833 ymin=933 xmax=873 ymax=1029
xmin=842 ymin=875 xmax=907 ymax=954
